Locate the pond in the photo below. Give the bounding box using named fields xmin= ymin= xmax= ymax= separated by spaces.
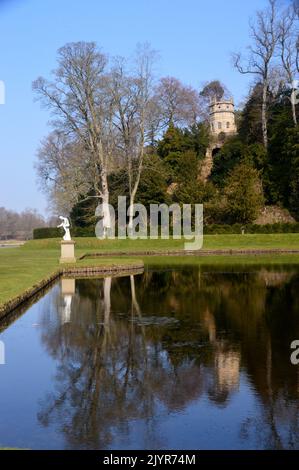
xmin=0 ymin=263 xmax=299 ymax=450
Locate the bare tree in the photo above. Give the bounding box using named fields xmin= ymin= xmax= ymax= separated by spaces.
xmin=109 ymin=45 xmax=157 ymax=232
xmin=33 ymin=42 xmax=113 ymax=230
xmin=233 ymin=0 xmax=280 ymax=148
xmin=291 ymin=1 xmax=299 ymax=73
xmin=36 ymin=131 xmax=91 ymax=213
xmin=200 ymin=80 xmax=228 ymax=102
xmin=155 ymin=76 xmax=200 ymax=129
xmin=0 ymin=207 xmax=46 ymax=240
xmin=199 ymin=80 xmax=230 ymax=120
xmin=278 ymin=5 xmax=298 ymax=125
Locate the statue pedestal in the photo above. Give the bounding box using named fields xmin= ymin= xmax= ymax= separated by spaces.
xmin=60 ymin=240 xmax=76 ymax=264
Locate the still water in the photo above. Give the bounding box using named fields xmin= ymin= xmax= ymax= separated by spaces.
xmin=0 ymin=264 xmax=299 ymax=450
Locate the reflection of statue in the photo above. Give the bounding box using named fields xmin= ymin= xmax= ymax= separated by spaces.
xmin=61 ymin=295 xmax=72 ymax=324
xmin=57 ymin=216 xmax=71 ymax=241
xmin=60 ymin=279 xmax=75 ymax=324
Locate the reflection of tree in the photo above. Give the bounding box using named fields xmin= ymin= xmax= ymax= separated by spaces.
xmin=37 ymin=266 xmax=299 ymax=449
xmin=60 ymin=295 xmax=72 ymax=324
xmin=38 ymin=275 xmax=204 ymax=449
xmin=134 ymin=266 xmax=299 ymax=446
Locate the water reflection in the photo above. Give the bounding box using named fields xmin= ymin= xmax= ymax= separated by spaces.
xmin=60 ymin=278 xmax=76 ymax=324
xmin=19 ymin=267 xmax=299 ymax=448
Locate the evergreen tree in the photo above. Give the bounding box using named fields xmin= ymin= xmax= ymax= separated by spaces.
xmin=285 ymin=126 xmax=299 ymax=218
xmin=136 ymin=154 xmax=170 ymax=207
xmin=210 ymin=137 xmax=246 ymax=187
xmin=238 ymin=83 xmax=264 ymax=145
xmin=224 ymin=162 xmax=264 ymax=224
xmin=265 ymin=89 xmax=295 ymax=205
xmin=158 ymin=122 xmax=209 ymax=183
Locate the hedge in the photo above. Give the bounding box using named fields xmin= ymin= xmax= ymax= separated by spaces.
xmin=33 ymin=226 xmax=94 ymax=239
xmin=34 ymin=222 xmax=299 ymax=239
xmin=204 ymin=223 xmax=299 ymax=235
xmin=33 ymin=227 xmax=62 ymax=239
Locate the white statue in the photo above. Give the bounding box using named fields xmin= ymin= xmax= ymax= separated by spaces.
xmin=57 ymin=216 xmax=71 ymax=241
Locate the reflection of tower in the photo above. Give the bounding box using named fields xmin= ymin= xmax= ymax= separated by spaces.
xmin=215 ymin=350 xmax=240 ymax=393
xmin=202 ymin=308 xmax=240 ymax=394
xmin=60 ymin=278 xmax=76 ymax=325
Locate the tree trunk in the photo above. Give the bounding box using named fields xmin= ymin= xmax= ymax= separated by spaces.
xmin=262 ymin=82 xmax=268 ymax=149
xmin=128 ymin=193 xmax=135 ymax=236
xmin=101 ymin=170 xmax=110 ymax=237
xmin=291 ymin=93 xmax=298 ymax=126
xmin=128 ymin=160 xmax=143 ymax=235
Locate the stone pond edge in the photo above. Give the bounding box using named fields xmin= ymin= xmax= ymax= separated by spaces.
xmin=81 ymin=248 xmax=299 ymax=258
xmin=0 ymin=260 xmax=144 ymax=321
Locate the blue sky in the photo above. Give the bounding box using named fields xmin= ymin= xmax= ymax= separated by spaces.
xmin=0 ymin=0 xmax=271 ymax=215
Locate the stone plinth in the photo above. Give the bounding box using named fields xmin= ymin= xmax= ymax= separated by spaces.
xmin=60 ymin=240 xmax=76 ymax=264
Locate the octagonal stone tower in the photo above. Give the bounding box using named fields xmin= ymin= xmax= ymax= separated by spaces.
xmin=209 ymin=97 xmax=237 ymax=136
xmin=199 ymin=97 xmax=237 ymax=182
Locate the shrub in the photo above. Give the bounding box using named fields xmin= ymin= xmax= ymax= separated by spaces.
xmin=33 ymin=227 xmax=62 ymax=239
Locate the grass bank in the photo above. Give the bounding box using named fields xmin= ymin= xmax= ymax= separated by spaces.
xmin=144 ymin=254 xmax=299 ymax=268
xmin=26 ymin=233 xmax=299 ymax=252
xmin=0 ymin=242 xmax=141 ymax=312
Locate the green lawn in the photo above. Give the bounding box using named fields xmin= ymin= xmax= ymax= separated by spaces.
xmin=24 ymin=233 xmax=299 ymax=252
xmin=144 ymin=254 xmax=299 ymax=268
xmin=1 ymin=233 xmax=299 ymax=311
xmin=0 ymin=242 xmax=139 ymax=309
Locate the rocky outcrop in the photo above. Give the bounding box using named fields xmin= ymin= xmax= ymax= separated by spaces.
xmin=254 ymin=206 xmax=296 ymax=225
xmin=199 ymin=148 xmax=214 ymax=182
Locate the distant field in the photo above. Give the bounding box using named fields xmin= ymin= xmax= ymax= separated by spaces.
xmin=0 ymin=240 xmax=25 ymax=247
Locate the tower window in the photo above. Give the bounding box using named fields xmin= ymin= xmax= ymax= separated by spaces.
xmin=218 ymin=122 xmax=222 ymax=129
xmin=226 ymin=122 xmax=230 ymax=128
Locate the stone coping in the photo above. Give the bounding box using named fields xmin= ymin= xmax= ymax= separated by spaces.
xmin=81 ymin=248 xmax=299 ymax=258
xmin=0 ymin=261 xmax=144 ymax=321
